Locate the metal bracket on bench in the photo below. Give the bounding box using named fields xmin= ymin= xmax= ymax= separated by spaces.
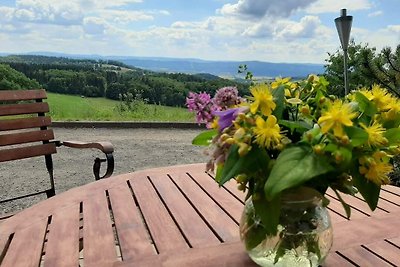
xmin=93 ymin=153 xmax=114 ymax=180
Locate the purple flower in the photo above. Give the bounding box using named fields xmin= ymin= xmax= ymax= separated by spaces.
xmin=213 ymin=86 xmax=243 ymax=111
xmin=213 ymin=106 xmax=247 ymax=131
xmin=186 ymin=92 xmax=216 ymax=125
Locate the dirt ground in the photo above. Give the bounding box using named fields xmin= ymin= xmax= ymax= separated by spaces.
xmin=0 ymin=127 xmax=207 ymax=214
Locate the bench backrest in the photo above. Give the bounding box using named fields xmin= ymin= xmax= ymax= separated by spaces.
xmin=0 ymin=89 xmax=57 ymax=162
xmin=0 ymin=89 xmax=57 ymax=204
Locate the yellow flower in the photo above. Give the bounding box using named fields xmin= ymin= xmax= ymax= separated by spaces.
xmin=360 ymin=121 xmax=387 ymax=147
xmin=271 ymin=77 xmax=291 ymax=89
xmin=210 ymin=118 xmax=219 ymax=129
xmin=249 ymin=84 xmax=276 ymax=116
xmin=318 ymin=100 xmax=358 ymax=138
xmin=358 ymin=88 xmax=373 ymax=100
xmin=370 ymin=84 xmax=392 ymax=111
xmin=382 ymin=97 xmax=400 ymax=121
xmin=359 ymin=152 xmax=393 ymax=185
xmin=253 ymin=115 xmax=281 ymax=149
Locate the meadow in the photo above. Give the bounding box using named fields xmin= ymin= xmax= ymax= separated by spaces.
xmin=46 ymin=93 xmax=195 ymax=122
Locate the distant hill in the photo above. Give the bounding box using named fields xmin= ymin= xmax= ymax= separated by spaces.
xmin=113 ymin=58 xmax=324 ymax=79
xmin=0 ymin=52 xmax=324 ymax=78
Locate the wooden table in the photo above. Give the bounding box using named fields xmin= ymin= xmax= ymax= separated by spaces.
xmin=1 ymin=163 xmax=400 ymax=267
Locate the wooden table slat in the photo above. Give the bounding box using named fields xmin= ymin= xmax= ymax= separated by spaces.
xmin=222 ymin=178 xmax=246 ymax=201
xmin=0 ymin=234 xmax=11 ymax=264
xmin=43 ymin=204 xmax=80 ymax=267
xmin=327 ymin=190 xmax=387 ymax=217
xmin=149 ymin=174 xmax=220 ymax=248
xmin=383 ymin=185 xmax=400 ymax=195
xmin=324 ymin=252 xmax=358 ymax=267
xmin=331 ymin=213 xmax=400 ymax=251
xmin=188 ymin=171 xmax=244 ymax=223
xmin=337 ymin=246 xmax=393 ymax=266
xmin=370 ymin=197 xmax=400 ymax=213
xmin=364 ymin=240 xmax=400 ymax=266
xmin=0 ymin=217 xmax=48 ymax=267
xmin=129 ymin=175 xmax=189 ymax=253
xmin=108 ymin=183 xmax=155 ymax=260
xmin=83 ymin=192 xmax=117 ymax=267
xmin=378 ymin=189 xmax=400 ymax=207
xmin=170 ymin=172 xmax=239 ymax=242
xmin=325 ymin=194 xmax=367 ymax=220
xmin=387 ymin=236 xmax=400 ymax=247
xmin=327 ymin=208 xmax=348 ymax=224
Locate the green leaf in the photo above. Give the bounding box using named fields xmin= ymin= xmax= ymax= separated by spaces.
xmin=242 ymin=200 xmax=269 ymax=250
xmin=353 ymin=173 xmax=380 ymax=211
xmin=346 ymin=127 xmax=368 ymax=146
xmin=215 ymin=164 xmax=223 ymax=183
xmin=192 ymin=129 xmax=217 ymax=146
xmin=274 ymin=239 xmax=286 ymax=264
xmin=264 ymin=146 xmax=334 ymax=200
xmin=384 ymin=128 xmax=400 ymax=144
xmin=344 ymin=126 xmax=368 ymax=146
xmin=354 ymin=92 xmax=377 ymax=116
xmin=243 ymin=221 xmax=268 ymax=250
xmin=332 ymin=188 xmax=351 ymax=219
xmin=339 ymin=147 xmax=352 ymax=166
xmin=279 ymin=120 xmax=312 ymax=134
xmin=218 ymin=145 xmax=270 ymax=185
xmin=253 ymin=196 xmax=281 ymax=237
xmin=272 ymin=85 xmax=285 ymax=120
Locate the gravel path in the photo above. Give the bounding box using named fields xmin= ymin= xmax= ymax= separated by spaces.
xmin=1 ymin=127 xmax=207 ymax=214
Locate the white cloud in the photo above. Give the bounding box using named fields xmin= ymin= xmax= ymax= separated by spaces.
xmin=368 ymin=10 xmax=383 ymax=17
xmin=220 ymin=0 xmax=316 ymax=19
xmin=352 ymin=27 xmax=399 ymax=51
xmin=83 ymin=17 xmax=107 ymax=35
xmin=387 ymin=25 xmax=400 ymax=34
xmin=306 ymin=0 xmax=372 ymax=14
xmin=97 ymin=10 xmax=154 ymax=24
xmin=276 ymin=16 xmax=322 ymax=40
xmin=79 ymin=0 xmax=143 ymax=9
xmin=15 ymin=0 xmax=84 ymax=25
xmin=0 ymin=7 xmax=15 ymax=21
xmin=242 ymin=22 xmax=274 ymax=38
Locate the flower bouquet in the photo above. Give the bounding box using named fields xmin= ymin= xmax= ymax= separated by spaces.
xmin=186 ymin=76 xmax=400 ymax=266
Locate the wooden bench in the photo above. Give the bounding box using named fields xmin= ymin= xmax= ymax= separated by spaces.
xmin=0 ymin=89 xmax=114 ymax=218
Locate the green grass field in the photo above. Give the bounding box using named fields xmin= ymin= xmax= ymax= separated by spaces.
xmin=46 ymin=93 xmax=195 ymax=122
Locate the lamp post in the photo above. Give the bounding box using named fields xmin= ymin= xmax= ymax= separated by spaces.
xmin=335 ymin=9 xmax=353 ymax=96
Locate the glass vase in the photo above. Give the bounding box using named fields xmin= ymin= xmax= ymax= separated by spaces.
xmin=239 ymin=187 xmax=333 ymax=267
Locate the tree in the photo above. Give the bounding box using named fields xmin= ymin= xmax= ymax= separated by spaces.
xmin=359 ymin=45 xmax=400 ymax=97
xmin=324 ymin=41 xmax=400 ymax=97
xmin=0 ymin=64 xmax=40 ymax=90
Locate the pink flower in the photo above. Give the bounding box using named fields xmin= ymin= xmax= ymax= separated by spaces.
xmin=186 ymin=92 xmax=216 ymax=125
xmin=213 ymin=87 xmax=243 ymax=111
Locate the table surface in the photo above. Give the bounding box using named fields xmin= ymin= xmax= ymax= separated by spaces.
xmin=1 ymin=163 xmax=400 ymax=267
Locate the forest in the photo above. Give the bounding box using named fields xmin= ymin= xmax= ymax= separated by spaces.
xmin=0 ymin=55 xmax=249 ymax=107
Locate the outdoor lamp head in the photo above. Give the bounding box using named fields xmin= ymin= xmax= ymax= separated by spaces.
xmin=335 ymin=9 xmax=353 ymax=50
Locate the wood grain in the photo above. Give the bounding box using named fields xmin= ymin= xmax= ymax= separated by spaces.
xmin=0 ymin=89 xmax=46 ymax=101
xmin=0 ymin=143 xmax=56 ymax=162
xmin=43 ymin=204 xmax=80 ymax=267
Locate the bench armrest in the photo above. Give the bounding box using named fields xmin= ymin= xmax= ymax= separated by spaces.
xmin=59 ymin=140 xmax=114 ymax=180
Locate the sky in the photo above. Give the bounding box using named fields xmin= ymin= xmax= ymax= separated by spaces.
xmin=0 ymin=0 xmax=399 ymax=64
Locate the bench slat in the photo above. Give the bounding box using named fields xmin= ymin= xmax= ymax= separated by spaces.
xmin=0 ymin=143 xmax=56 ymax=162
xmin=0 ymin=117 xmax=52 ymax=131
xmin=0 ymin=102 xmax=49 ymax=116
xmin=0 ymin=89 xmax=46 ymax=101
xmin=0 ymin=129 xmax=54 ymax=146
